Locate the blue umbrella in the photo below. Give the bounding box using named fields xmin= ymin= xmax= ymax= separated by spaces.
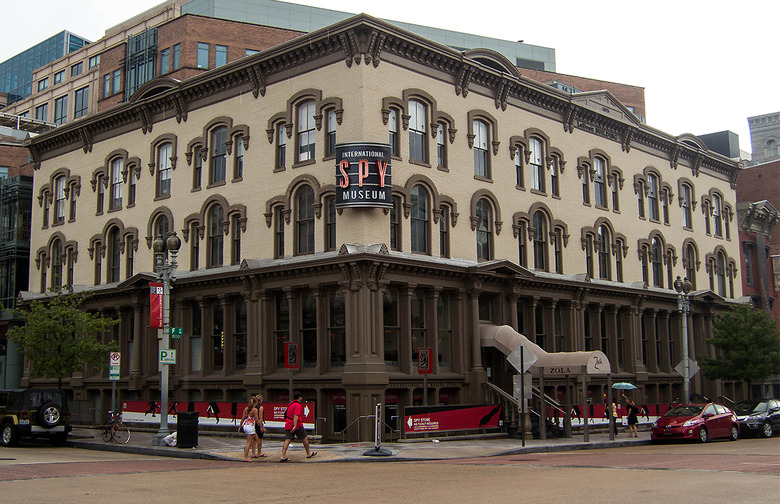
xmin=612 ymin=382 xmax=637 ymax=390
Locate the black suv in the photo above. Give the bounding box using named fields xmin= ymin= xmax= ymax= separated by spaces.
xmin=0 ymin=389 xmax=72 ymax=446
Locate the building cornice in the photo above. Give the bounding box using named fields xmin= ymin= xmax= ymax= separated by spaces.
xmin=27 ymin=14 xmax=740 ymax=185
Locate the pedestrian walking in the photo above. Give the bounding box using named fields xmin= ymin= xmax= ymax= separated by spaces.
xmin=280 ymin=392 xmax=316 ymax=462
xmin=624 ymin=396 xmax=640 ymax=437
xmin=239 ymin=396 xmax=258 ymax=461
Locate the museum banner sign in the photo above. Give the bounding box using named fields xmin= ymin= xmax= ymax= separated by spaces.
xmin=335 ymin=142 xmax=392 ymax=208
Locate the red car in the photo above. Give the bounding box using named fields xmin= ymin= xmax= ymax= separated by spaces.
xmin=651 ymin=403 xmax=739 ymax=443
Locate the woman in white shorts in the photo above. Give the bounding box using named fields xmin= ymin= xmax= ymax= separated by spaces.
xmin=240 ymin=396 xmax=257 ymax=461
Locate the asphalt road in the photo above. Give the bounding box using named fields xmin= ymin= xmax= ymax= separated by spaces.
xmin=1 ymin=437 xmax=777 ymax=503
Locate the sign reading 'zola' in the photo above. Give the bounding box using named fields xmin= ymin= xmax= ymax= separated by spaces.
xmin=335 ymin=142 xmax=392 ymax=208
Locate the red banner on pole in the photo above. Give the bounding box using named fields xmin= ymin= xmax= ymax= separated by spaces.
xmin=284 ymin=342 xmax=299 ymax=369
xmin=149 ymin=282 xmax=163 ymax=328
xmin=418 ymin=347 xmax=433 ymax=374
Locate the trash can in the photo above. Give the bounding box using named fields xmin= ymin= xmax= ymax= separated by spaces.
xmin=177 ymin=411 xmax=199 ymax=448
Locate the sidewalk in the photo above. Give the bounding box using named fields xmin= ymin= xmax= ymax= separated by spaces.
xmin=67 ymin=426 xmax=651 ymax=463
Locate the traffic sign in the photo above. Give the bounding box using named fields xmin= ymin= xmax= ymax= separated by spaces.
xmin=159 ymin=349 xmax=176 ymax=365
xmin=169 ymin=327 xmax=183 ymax=336
xmin=109 ymin=352 xmax=121 ymax=367
xmin=674 ymin=357 xmax=699 ymax=378
xmin=506 ymin=343 xmax=538 ymax=373
xmin=109 ymin=365 xmax=120 ymax=381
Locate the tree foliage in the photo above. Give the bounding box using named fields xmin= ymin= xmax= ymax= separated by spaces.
xmin=6 ymin=291 xmax=119 ymax=389
xmin=698 ymin=304 xmax=780 ymax=384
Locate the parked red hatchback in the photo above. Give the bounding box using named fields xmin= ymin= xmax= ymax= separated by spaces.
xmin=651 ymin=403 xmax=739 ymax=443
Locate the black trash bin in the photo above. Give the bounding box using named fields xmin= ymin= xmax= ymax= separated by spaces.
xmin=177 ymin=411 xmax=199 ymax=448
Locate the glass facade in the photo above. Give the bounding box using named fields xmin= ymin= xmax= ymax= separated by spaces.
xmin=0 ymin=31 xmax=88 ymax=104
xmin=125 ymin=28 xmax=157 ymax=99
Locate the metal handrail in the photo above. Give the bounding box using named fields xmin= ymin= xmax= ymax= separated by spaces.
xmin=335 ymin=414 xmax=374 ymax=443
xmin=314 ymin=417 xmax=326 ymax=436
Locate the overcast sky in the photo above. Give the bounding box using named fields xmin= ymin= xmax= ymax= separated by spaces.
xmin=3 ymin=0 xmax=777 ymax=156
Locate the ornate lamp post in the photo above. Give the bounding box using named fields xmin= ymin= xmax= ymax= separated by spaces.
xmin=673 ymin=275 xmax=693 ymax=404
xmin=151 ymin=231 xmax=181 ymax=446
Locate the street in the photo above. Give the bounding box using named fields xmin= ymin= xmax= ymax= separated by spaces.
xmin=0 ymin=437 xmax=777 ymax=503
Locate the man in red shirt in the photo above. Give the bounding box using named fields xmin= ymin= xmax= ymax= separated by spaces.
xmin=280 ymin=392 xmax=316 ymax=462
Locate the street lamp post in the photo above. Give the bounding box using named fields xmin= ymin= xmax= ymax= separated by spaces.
xmin=673 ymin=275 xmax=693 ymax=404
xmin=151 ymin=231 xmax=181 ymax=446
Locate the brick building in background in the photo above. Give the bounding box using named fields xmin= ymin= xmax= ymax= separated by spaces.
xmin=736 ymin=160 xmax=780 ymax=318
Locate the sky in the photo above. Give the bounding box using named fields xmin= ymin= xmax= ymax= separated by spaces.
xmin=2 ymin=0 xmax=777 ymax=156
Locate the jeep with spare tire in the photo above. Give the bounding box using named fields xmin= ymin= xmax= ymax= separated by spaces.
xmin=0 ymin=389 xmax=72 ymax=446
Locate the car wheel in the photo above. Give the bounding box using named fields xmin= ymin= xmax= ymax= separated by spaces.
xmin=50 ymin=432 xmax=68 ymax=446
xmin=761 ymin=422 xmax=773 ymax=438
xmin=38 ymin=404 xmax=63 ymax=428
xmin=729 ymin=424 xmax=739 ymax=441
xmin=1 ymin=423 xmax=18 ymax=447
xmin=698 ymin=426 xmax=708 ymax=443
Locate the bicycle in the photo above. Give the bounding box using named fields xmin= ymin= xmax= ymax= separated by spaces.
xmin=101 ymin=410 xmax=131 ymax=444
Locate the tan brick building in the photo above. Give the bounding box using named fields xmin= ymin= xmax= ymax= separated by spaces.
xmin=25 ymin=15 xmax=743 ymax=440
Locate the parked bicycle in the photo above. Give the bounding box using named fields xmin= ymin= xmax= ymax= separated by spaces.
xmin=101 ymin=410 xmax=131 ymax=444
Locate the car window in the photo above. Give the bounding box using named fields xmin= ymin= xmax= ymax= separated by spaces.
xmin=714 ymin=404 xmax=726 ymax=414
xmin=703 ymin=404 xmax=717 ymax=416
xmin=0 ymin=392 xmax=7 ymax=407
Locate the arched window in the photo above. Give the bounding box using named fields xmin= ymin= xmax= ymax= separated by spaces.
xmin=297 ymin=99 xmax=316 ymax=162
xmin=324 ymin=195 xmax=337 ymax=251
xmin=51 ymin=239 xmax=63 ymax=288
xmin=410 ymin=185 xmax=429 ymax=253
xmin=598 ymin=225 xmax=610 ymax=280
xmin=210 ymin=126 xmax=227 ymax=184
xmin=551 ymin=156 xmax=561 ymax=197
xmin=408 ymin=99 xmax=427 ymax=162
xmin=439 ymin=205 xmax=450 ymax=258
xmin=529 ymin=137 xmax=544 ymax=191
xmin=473 ymin=120 xmax=489 ymax=178
xmin=390 ymin=195 xmax=401 ymax=251
xmin=514 ymin=147 xmax=523 ymax=187
xmin=651 ymin=237 xmax=663 ymax=287
xmin=475 ymin=199 xmax=493 ymax=261
xmin=54 ymin=176 xmax=66 ymax=224
xmin=532 ymin=211 xmax=547 ymax=271
xmin=388 ymin=108 xmax=399 ymax=156
xmin=157 ymin=142 xmax=172 ymax=196
xmin=648 ymin=174 xmax=659 ymax=220
xmin=110 ymin=158 xmax=123 ymax=209
xmin=208 ymin=205 xmax=224 ymax=267
xmin=275 ymin=124 xmax=287 ymax=170
xmin=681 ymin=183 xmax=693 ymax=229
xmin=325 ymin=109 xmax=337 ymax=157
xmin=273 ymin=205 xmax=285 ymax=259
xmin=712 ymin=193 xmax=723 ymax=237
xmin=685 ymin=243 xmax=697 ymax=289
xmin=593 ymin=157 xmax=606 ymax=207
xmin=296 ymin=185 xmax=315 ymax=255
xmin=107 ymin=226 xmax=121 ymax=283
xmin=436 ymin=122 xmax=447 ymax=169
xmin=716 ymin=252 xmax=726 ymax=296
xmin=767 ymin=139 xmax=778 ymax=158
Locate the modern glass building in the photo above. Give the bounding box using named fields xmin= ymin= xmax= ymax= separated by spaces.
xmin=0 ymin=31 xmax=89 ymax=106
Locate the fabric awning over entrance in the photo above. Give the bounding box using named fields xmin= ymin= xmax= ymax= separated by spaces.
xmin=480 ymin=324 xmax=611 ymax=375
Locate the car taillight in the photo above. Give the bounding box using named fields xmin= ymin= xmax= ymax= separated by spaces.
xmin=20 ymin=411 xmax=28 ymax=420
xmin=66 ymin=411 xmax=71 ymax=419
